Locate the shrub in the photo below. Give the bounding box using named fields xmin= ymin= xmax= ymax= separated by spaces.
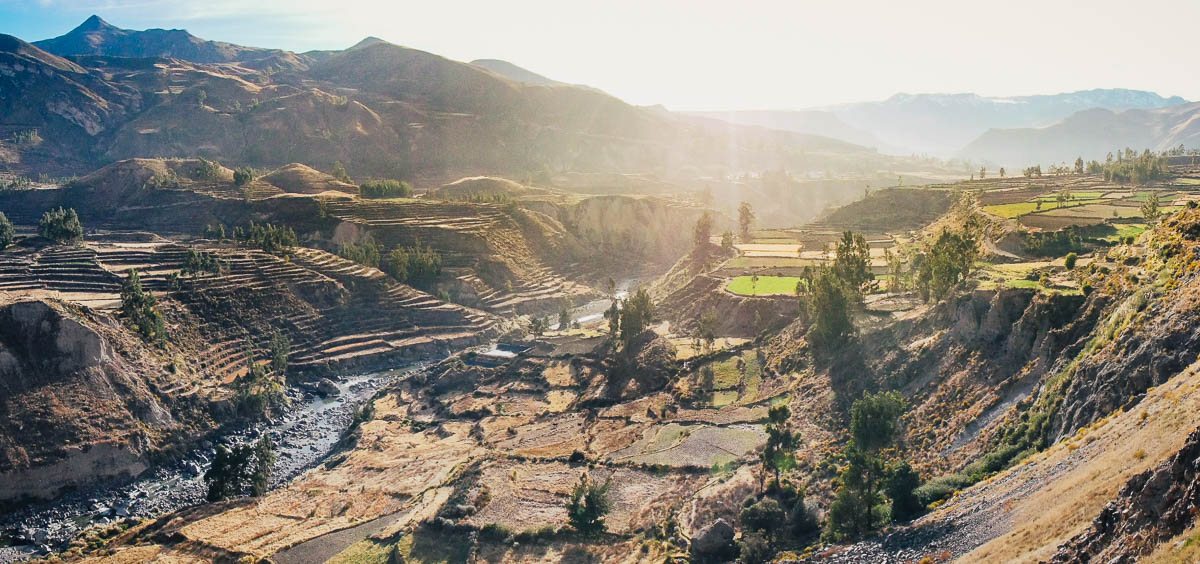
xmin=1064 ymin=252 xmax=1078 ymax=270
xmin=359 ymin=179 xmax=413 ymax=199
xmin=120 ymin=269 xmax=165 ymax=344
xmin=740 ymin=498 xmax=785 ymax=539
xmin=0 ymin=212 xmax=13 ymax=249
xmin=383 ymin=244 xmax=442 ymax=289
xmin=339 ymin=238 xmax=382 ymax=268
xmin=233 ymin=167 xmax=255 ymax=186
xmin=39 ymin=207 xmax=83 ymax=243
xmin=738 ymin=532 xmax=773 ymax=564
xmin=195 ymin=157 xmax=222 ymax=180
xmin=566 ymin=474 xmax=610 ymax=536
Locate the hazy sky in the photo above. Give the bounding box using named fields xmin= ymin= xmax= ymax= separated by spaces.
xmin=3 ymin=0 xmax=1197 ymax=110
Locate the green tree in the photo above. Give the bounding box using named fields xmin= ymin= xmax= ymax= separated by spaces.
xmin=205 ymin=443 xmax=252 ymax=502
xmin=530 ymin=316 xmax=549 ymax=336
xmin=331 ymin=161 xmax=351 ymax=183
xmin=885 ymin=460 xmax=922 ymax=522
xmin=269 ymin=330 xmax=290 ymax=375
xmin=566 ymin=474 xmax=611 ymax=536
xmin=38 ymin=207 xmax=83 ymax=244
xmin=760 ymin=404 xmax=798 ymax=490
xmin=1142 ymin=192 xmax=1160 ymax=222
xmin=359 ymin=179 xmax=413 ymax=199
xmin=251 ymin=435 xmax=276 ymax=497
xmin=0 ymin=212 xmax=14 ymax=249
xmin=1064 ymin=252 xmax=1078 ymax=270
xmin=806 ymin=268 xmax=854 ymax=355
xmin=698 ymin=308 xmax=718 ymax=353
xmin=1074 ymin=157 xmax=1085 ymax=174
xmin=915 ymin=229 xmax=977 ymax=302
xmin=558 ymin=298 xmax=574 ymax=331
xmin=121 ymin=269 xmax=166 ymax=344
xmin=738 ymin=201 xmax=755 ymax=242
xmin=825 ymin=391 xmax=906 ymax=540
xmin=618 ymin=287 xmax=656 ymax=347
xmin=383 ymin=244 xmax=442 ymax=290
xmin=692 ymin=211 xmax=713 ymax=258
xmin=738 ymin=532 xmax=773 ymax=564
xmin=833 ymin=231 xmax=874 ymax=300
xmin=740 ymin=498 xmax=786 ymax=542
xmin=233 ymin=167 xmax=254 ymax=186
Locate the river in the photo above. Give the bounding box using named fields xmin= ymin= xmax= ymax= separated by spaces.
xmin=0 ymin=362 xmax=433 ymax=562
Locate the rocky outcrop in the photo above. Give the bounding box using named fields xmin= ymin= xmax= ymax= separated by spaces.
xmin=1051 ymin=425 xmax=1200 ymax=562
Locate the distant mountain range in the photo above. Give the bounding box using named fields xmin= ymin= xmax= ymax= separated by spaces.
xmin=0 ymin=16 xmax=881 ymax=180
xmin=959 ymin=102 xmax=1200 ymax=167
xmin=695 ymin=90 xmax=1190 ymax=159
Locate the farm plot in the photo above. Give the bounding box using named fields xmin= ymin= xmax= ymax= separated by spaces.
xmin=605 ymin=423 xmax=766 ymax=468
xmin=726 ymin=275 xmax=802 ymax=295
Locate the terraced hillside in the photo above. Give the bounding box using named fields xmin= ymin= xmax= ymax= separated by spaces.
xmin=0 ymin=234 xmax=499 ymax=503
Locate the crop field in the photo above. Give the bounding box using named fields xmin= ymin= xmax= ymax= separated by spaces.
xmin=606 ymin=423 xmax=766 ymax=468
xmin=735 ymin=243 xmax=803 ymax=257
xmin=726 ymin=275 xmax=802 ymax=295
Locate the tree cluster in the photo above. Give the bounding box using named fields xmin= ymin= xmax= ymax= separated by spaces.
xmin=604 ymin=287 xmax=656 ymax=349
xmin=0 ymin=212 xmax=13 ymax=249
xmin=567 ymin=473 xmax=611 ymax=536
xmin=38 ymin=207 xmax=83 ymax=244
xmin=120 ymin=269 xmax=166 ymax=344
xmin=232 ymin=221 xmax=297 ymax=256
xmin=359 ymin=179 xmax=413 ymax=199
xmin=915 ymin=228 xmax=977 ymax=302
xmin=383 ymin=244 xmax=443 ymax=290
xmin=204 ymin=435 xmax=276 ymax=502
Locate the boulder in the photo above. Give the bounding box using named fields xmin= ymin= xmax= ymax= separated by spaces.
xmin=316 ymin=378 xmax=340 ymax=397
xmin=690 ymin=518 xmax=734 ymax=556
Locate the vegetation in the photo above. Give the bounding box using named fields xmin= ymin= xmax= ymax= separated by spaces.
xmin=359 ymin=179 xmax=413 ymax=199
xmin=235 ymin=221 xmax=297 ymax=256
xmin=233 ymin=167 xmax=255 ymax=186
xmin=120 ymin=269 xmax=166 ymax=344
xmin=1142 ymin=192 xmax=1160 ymax=222
xmin=9 ymin=128 xmax=42 ymax=145
xmin=692 ymin=211 xmax=713 ymax=258
xmin=204 ymin=435 xmax=275 ymax=501
xmin=833 ymin=230 xmax=874 ymax=300
xmin=38 ymin=207 xmax=83 ymax=244
xmin=805 ymin=268 xmax=855 ymax=356
xmin=195 ymin=158 xmax=222 ymax=180
xmin=234 ymin=338 xmax=288 ymax=419
xmin=331 ymin=160 xmax=351 ymax=183
xmin=0 ymin=212 xmax=13 ymax=249
xmin=616 ymin=287 xmax=656 ymax=348
xmin=339 ymin=237 xmax=382 ymax=268
xmin=181 ymin=248 xmax=224 ymax=277
xmin=566 ymin=473 xmax=611 ymax=536
xmin=727 ymin=275 xmax=803 ymax=296
xmin=916 ymin=228 xmax=977 ymax=302
xmin=825 ymin=391 xmax=916 ymax=540
xmin=760 ymin=404 xmax=798 ymax=490
xmin=383 ymin=244 xmax=442 ymax=289
xmin=739 ymin=201 xmax=755 ymax=242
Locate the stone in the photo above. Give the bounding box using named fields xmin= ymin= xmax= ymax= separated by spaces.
xmin=317 ymin=378 xmax=340 ymax=397
xmin=690 ymin=518 xmax=734 ymax=555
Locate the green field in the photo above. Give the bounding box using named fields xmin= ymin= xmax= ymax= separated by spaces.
xmin=726 ymin=275 xmax=802 ymax=296
xmin=983 ymin=202 xmax=1042 ymax=218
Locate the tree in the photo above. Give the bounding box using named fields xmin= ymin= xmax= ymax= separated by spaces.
xmin=558 ymin=298 xmax=574 ymax=331
xmin=234 ymin=339 xmax=287 ymax=419
xmin=885 ymin=248 xmax=903 ymax=294
xmin=721 ymin=230 xmax=735 ymax=254
xmin=269 ymin=330 xmax=290 ymax=375
xmin=567 ymin=474 xmax=611 ymax=536
xmin=38 ymin=207 xmax=83 ymax=244
xmin=530 ymin=316 xmax=549 ymax=336
xmin=618 ymin=287 xmax=656 ymax=347
xmin=740 ymin=498 xmax=786 ymax=542
xmin=999 ymin=167 xmax=1005 ymax=178
xmin=738 ymin=201 xmax=755 ymax=242
xmin=383 ymin=244 xmax=442 ymax=289
xmin=760 ymin=405 xmax=797 ymax=490
xmin=251 ymin=435 xmax=276 ymax=497
xmin=359 ymin=179 xmax=413 ymax=199
xmin=833 ymin=231 xmax=874 ymax=300
xmin=0 ymin=212 xmax=13 ymax=249
xmin=1074 ymin=157 xmax=1085 ymax=175
xmin=121 ymin=269 xmax=166 ymax=344
xmin=692 ymin=212 xmax=714 ymax=258
xmin=915 ymin=229 xmax=977 ymax=302
xmin=738 ymin=532 xmax=773 ymax=564
xmin=698 ymin=309 xmax=718 ymax=353
xmin=1142 ymin=192 xmax=1161 ymax=222
xmin=233 ymin=167 xmax=254 ymax=186
xmin=825 ymin=391 xmax=906 ymax=540
xmin=885 ymin=460 xmax=922 ymax=522
xmin=807 ymin=268 xmax=854 ymax=355
xmin=1064 ymin=252 xmax=1078 ymax=270
xmin=205 ymin=443 xmax=252 ymax=501
xmin=603 ymin=300 xmax=620 ymax=335
xmin=978 ymin=167 xmax=986 ymax=179
xmin=331 ymin=161 xmax=351 ymax=183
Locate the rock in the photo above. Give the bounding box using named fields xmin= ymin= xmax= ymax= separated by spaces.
xmin=32 ymin=529 xmax=48 ymax=544
xmin=690 ymin=518 xmax=734 ymax=555
xmin=317 ymin=378 xmax=340 ymax=397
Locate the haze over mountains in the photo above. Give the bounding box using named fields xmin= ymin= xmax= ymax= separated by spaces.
xmin=691 ymin=89 xmax=1191 ymax=161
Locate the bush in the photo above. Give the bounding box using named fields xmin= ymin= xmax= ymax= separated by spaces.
xmin=0 ymin=212 xmax=13 ymax=249
xmin=566 ymin=474 xmax=611 ymax=536
xmin=195 ymin=157 xmax=222 ymax=180
xmin=740 ymin=498 xmax=785 ymax=539
xmin=39 ymin=207 xmax=83 ymax=243
xmin=738 ymin=532 xmax=773 ymax=564
xmin=1064 ymin=252 xmax=1078 ymax=270
xmin=886 ymin=461 xmax=923 ymax=522
xmin=233 ymin=167 xmax=255 ymax=186
xmin=383 ymin=244 xmax=442 ymax=289
xmin=120 ymin=269 xmax=165 ymax=344
xmin=359 ymin=179 xmax=413 ymax=199
xmin=339 ymin=238 xmax=382 ymax=268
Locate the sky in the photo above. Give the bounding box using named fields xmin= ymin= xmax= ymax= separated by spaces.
xmin=2 ymin=0 xmax=1198 ymax=111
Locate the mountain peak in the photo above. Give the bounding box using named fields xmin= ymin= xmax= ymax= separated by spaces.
xmin=74 ymin=15 xmax=116 ymax=33
xmin=348 ymin=36 xmax=389 ymax=50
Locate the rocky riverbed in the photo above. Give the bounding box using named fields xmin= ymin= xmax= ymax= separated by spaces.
xmin=0 ymin=362 xmax=430 ymax=563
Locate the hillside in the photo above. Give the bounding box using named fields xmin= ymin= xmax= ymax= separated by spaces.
xmin=960 ymin=102 xmax=1200 ymax=167
xmin=0 ymin=17 xmax=892 ymax=185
